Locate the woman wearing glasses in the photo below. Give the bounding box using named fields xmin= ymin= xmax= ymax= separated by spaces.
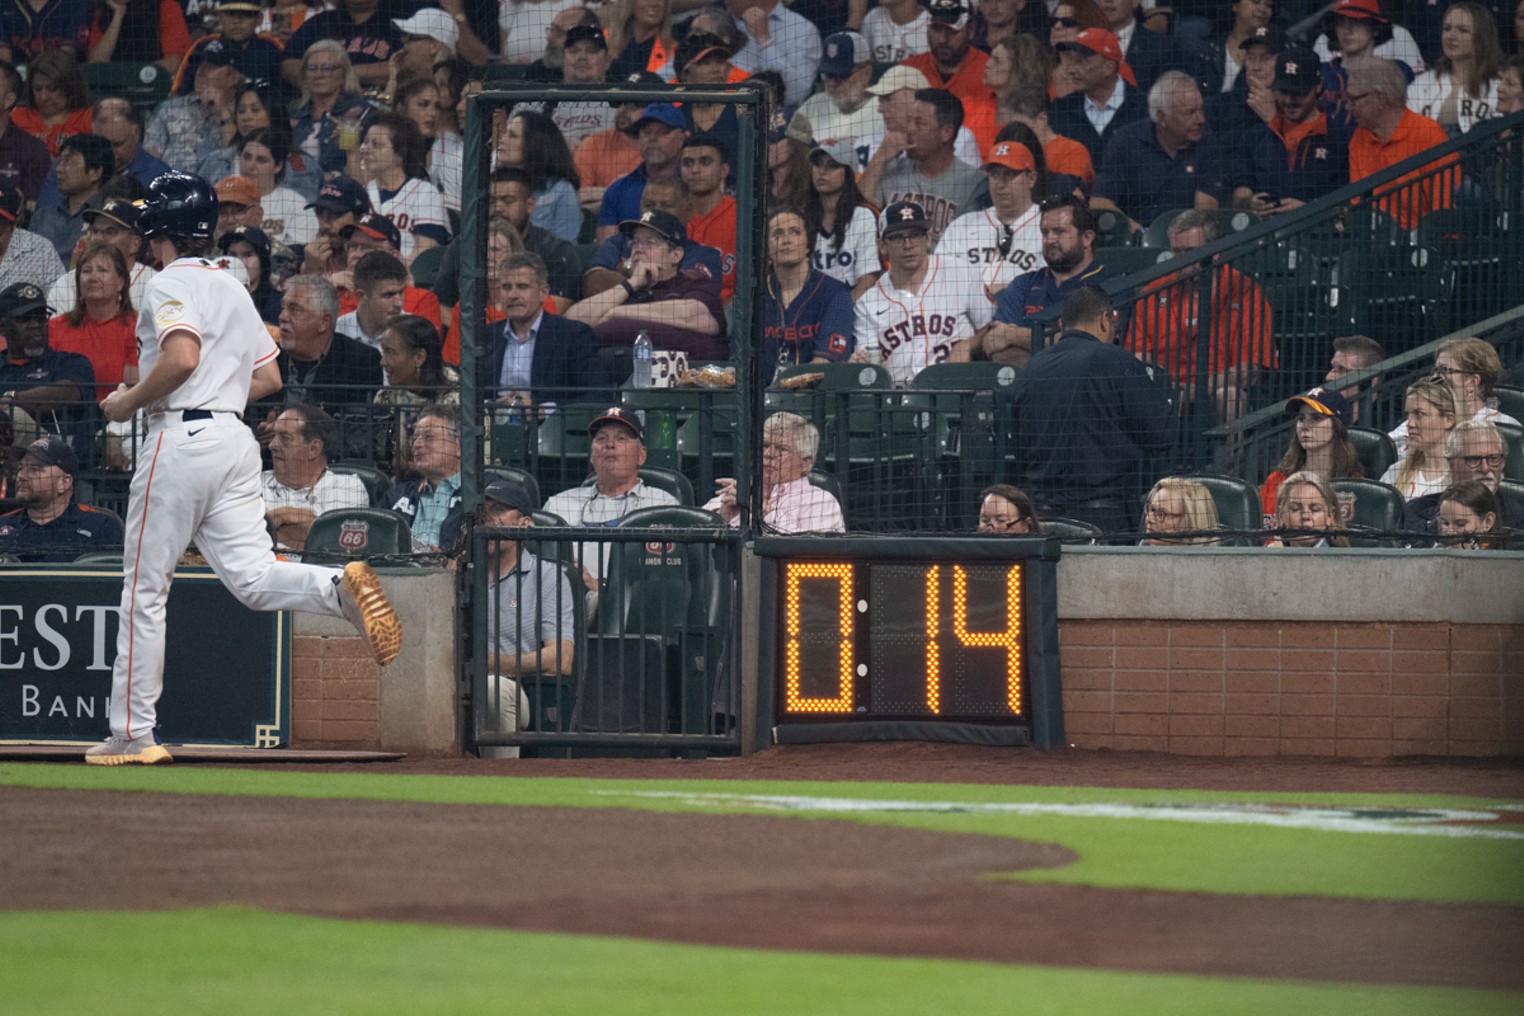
xmin=1046 ymin=0 xmax=1107 ymax=101
xmin=976 ymin=484 xmax=1040 ymax=534
xmin=289 ymin=39 xmax=375 ymax=178
xmin=1387 ymin=336 xmax=1519 ymax=457
xmin=1140 ymin=477 xmax=1222 ymax=546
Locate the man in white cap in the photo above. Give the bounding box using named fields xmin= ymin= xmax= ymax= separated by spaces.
xmin=391 ymin=7 xmax=459 ymax=83
xmin=859 ymin=66 xmax=981 ymax=200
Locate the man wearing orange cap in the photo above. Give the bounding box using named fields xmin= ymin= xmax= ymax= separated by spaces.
xmin=214 ymin=176 xmax=265 ymax=240
xmin=1095 ymin=0 xmax=1178 ymax=95
xmin=934 ymin=141 xmax=1044 ymax=302
xmin=1048 ymin=27 xmax=1148 ymax=164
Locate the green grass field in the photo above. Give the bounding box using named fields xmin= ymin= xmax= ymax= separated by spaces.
xmin=3 ymin=764 xmax=1521 ymax=1014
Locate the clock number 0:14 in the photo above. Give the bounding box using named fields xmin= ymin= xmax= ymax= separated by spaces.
xmin=782 ymin=563 xmax=1024 ymax=715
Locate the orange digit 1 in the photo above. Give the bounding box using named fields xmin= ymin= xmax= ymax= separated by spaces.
xmin=925 ymin=565 xmax=941 ymax=713
xmin=950 ymin=564 xmax=1023 ymax=714
xmin=784 ymin=563 xmax=855 ymax=713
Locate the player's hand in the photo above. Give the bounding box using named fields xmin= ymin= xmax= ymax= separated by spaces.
xmin=100 ymin=384 xmax=134 ymax=423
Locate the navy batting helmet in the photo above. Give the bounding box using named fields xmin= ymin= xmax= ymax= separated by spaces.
xmin=138 ymin=172 xmax=219 ymax=241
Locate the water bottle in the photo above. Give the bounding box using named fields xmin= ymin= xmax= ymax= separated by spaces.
xmin=632 ymin=331 xmax=653 ymax=389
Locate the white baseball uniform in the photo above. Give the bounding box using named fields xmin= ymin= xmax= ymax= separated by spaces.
xmin=368 ymin=177 xmax=450 ymax=260
xmin=852 ymin=254 xmax=993 ymax=387
xmin=934 ymin=203 xmax=1046 ymax=296
xmin=862 ymin=7 xmax=929 ymax=63
xmin=109 ymin=257 xmax=352 ymax=743
xmin=811 ymin=204 xmax=881 ymax=287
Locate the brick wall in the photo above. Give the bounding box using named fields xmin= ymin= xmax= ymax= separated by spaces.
xmin=1059 ymin=620 xmax=1524 ymax=757
xmin=291 ymin=633 xmax=382 ymax=748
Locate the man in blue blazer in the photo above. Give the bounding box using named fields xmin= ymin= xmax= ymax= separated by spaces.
xmin=491 ymin=251 xmax=612 ymax=410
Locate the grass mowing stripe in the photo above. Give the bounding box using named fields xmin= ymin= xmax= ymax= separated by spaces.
xmin=2 ymin=908 xmax=1519 ymax=1016
xmin=3 ymin=766 xmax=1520 ymax=904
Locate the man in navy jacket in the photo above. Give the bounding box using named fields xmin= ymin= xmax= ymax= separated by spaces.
xmin=490 ymin=251 xmax=611 ymax=410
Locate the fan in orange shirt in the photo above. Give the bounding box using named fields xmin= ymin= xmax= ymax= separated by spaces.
xmin=1346 ymin=58 xmax=1458 ymax=231
xmin=680 ymin=134 xmax=736 ymax=303
xmin=1126 ymin=210 xmax=1275 ymax=424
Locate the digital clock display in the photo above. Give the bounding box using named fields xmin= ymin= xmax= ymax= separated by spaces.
xmin=781 ymin=561 xmax=1026 ymax=722
xmin=753 ymin=538 xmax=1063 ymax=750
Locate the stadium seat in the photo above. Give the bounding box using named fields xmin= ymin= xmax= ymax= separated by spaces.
xmin=1498 ymin=421 xmax=1524 ymax=481
xmin=410 ymin=245 xmax=445 ymax=289
xmin=73 ymin=552 xmax=124 ymax=566
xmin=598 ymin=506 xmax=731 ymax=734
xmin=1415 ymin=206 xmax=1512 ymax=330
xmin=675 ymin=405 xmax=737 ymax=496
xmin=1332 ymin=478 xmax=1404 ymax=546
xmin=1498 ymin=481 xmax=1524 ymax=539
xmin=636 ymin=465 xmax=695 ymax=505
xmin=1261 ymin=280 xmax=1349 ymax=396
xmin=1187 ymin=474 xmax=1262 ymax=541
xmin=329 ymin=463 xmax=392 ymax=508
xmin=909 ymin=362 xmax=1021 ymax=525
xmin=807 ymin=469 xmax=847 ymax=528
xmin=534 ymin=402 xmax=604 ymax=491
xmin=1347 ymin=427 xmax=1398 ymax=483
xmin=1239 ymin=243 xmax=1317 ymax=288
xmin=303 ymin=507 xmax=413 ymax=562
xmin=83 ymin=62 xmax=171 ymax=121
xmin=1039 ymin=517 xmax=1102 ymax=544
xmin=1493 ymin=386 xmax=1524 ymax=425
xmin=1296 ymin=205 xmax=1403 ymax=271
xmin=1094 ymin=246 xmax=1169 ymax=276
xmin=1333 ymin=244 xmax=1452 ymax=356
xmin=1141 ymin=209 xmax=1191 ymax=249
xmin=485 ymin=465 xmax=542 ymax=511
xmin=1092 ymin=208 xmax=1135 ymax=248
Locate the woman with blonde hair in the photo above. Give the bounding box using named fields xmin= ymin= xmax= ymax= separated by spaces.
xmin=605 ymin=0 xmax=676 ymax=79
xmin=1268 ymin=471 xmax=1351 ymax=547
xmin=1408 ymin=1 xmax=1502 ymax=134
xmin=1381 ymin=377 xmax=1458 ymax=499
xmin=1141 ymin=477 xmax=1222 ymax=545
xmin=289 ymin=39 xmax=374 ymax=177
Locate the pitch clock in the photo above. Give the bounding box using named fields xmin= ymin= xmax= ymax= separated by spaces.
xmin=752 ymin=537 xmax=1064 ymax=749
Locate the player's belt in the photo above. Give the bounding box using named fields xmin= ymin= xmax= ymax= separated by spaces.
xmin=182 ymin=410 xmax=213 ymax=422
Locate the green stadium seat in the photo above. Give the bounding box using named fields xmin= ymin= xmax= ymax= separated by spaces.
xmin=1332 ymin=478 xmax=1404 ymax=546
xmin=1347 ymin=427 xmax=1398 ymax=483
xmin=1497 ymin=421 xmax=1524 ymax=481
xmin=534 ymin=402 xmax=604 ymax=491
xmin=598 ymin=505 xmax=731 ymax=734
xmin=329 ymin=463 xmax=392 ymax=508
xmin=411 ymin=244 xmax=445 ymax=289
xmin=1295 ymin=205 xmax=1403 ymax=271
xmin=1333 ymin=244 xmax=1452 ymax=356
xmin=637 ymin=465 xmax=694 ymax=505
xmin=1092 ymin=208 xmax=1135 ymax=248
xmin=83 ymin=62 xmax=172 ymax=121
xmin=1142 ymin=208 xmax=1258 ymax=249
xmin=1094 ymin=246 xmax=1169 ymax=276
xmin=1187 ymin=474 xmax=1262 ymax=541
xmin=1492 ymin=386 xmax=1524 ymax=424
xmin=1261 ymin=279 xmax=1347 ymax=396
xmin=1039 ymin=517 xmax=1102 ymax=544
xmin=303 ymin=507 xmax=413 ymax=562
xmin=908 ymin=362 xmax=1022 ymax=526
xmin=1415 ymin=206 xmax=1513 ymax=330
xmin=73 ymin=552 xmax=125 ymax=566
xmin=1239 ymin=243 xmax=1317 ymax=288
xmin=675 ymin=405 xmax=736 ymax=496
xmin=485 ymin=465 xmax=541 ymax=511
xmin=578 ymin=206 xmax=598 ymax=244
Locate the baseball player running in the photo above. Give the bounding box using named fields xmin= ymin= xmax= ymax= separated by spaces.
xmin=852 ymin=201 xmax=993 ymax=386
xmin=87 ymin=172 xmax=402 ymax=766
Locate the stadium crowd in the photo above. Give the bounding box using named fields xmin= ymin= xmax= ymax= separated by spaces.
xmin=1 ymin=0 xmax=1522 ymax=566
